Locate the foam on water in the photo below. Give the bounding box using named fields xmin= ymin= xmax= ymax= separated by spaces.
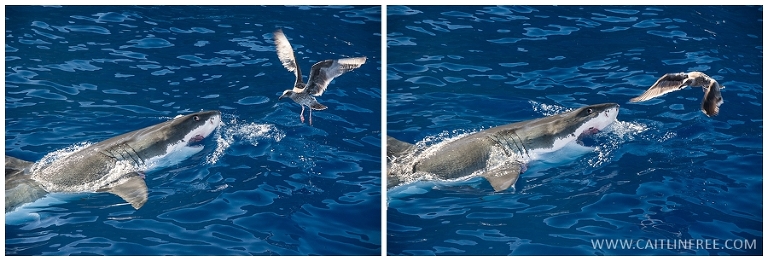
xmin=388 ymin=131 xmax=471 ymax=186
xmin=28 ymin=142 xmax=93 ymax=174
xmin=529 ymin=100 xmax=569 ymax=116
xmin=206 ymin=115 xmax=284 ymax=165
xmin=588 ymin=120 xmax=648 ymax=168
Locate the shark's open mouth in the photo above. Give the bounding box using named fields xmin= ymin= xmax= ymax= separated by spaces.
xmin=187 ymin=134 xmax=207 ymax=147
xmin=585 ymin=126 xmax=600 ymax=135
xmin=577 ymin=127 xmax=601 ymax=143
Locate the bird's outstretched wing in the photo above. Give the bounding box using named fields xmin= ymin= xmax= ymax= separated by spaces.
xmin=629 ymin=72 xmax=690 ymax=102
xmin=306 ymin=57 xmax=367 ymax=96
xmin=273 ymin=29 xmax=303 ymax=87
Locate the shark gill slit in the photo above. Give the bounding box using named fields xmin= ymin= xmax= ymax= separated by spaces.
xmin=512 ymin=132 xmax=530 ymax=159
xmin=100 ymin=150 xmax=118 ymax=160
xmin=109 ymin=144 xmax=138 ymax=165
xmin=109 ymin=148 xmax=127 ymax=161
xmin=125 ymin=145 xmax=145 ymax=165
xmin=500 ymin=134 xmax=517 ymax=157
xmin=491 ymin=132 xmax=522 ymax=159
xmin=488 ymin=134 xmax=508 ymax=157
xmin=115 ymin=145 xmax=131 ymax=162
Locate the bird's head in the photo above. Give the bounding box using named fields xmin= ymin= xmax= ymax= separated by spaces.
xmin=278 ymin=90 xmax=293 ymax=100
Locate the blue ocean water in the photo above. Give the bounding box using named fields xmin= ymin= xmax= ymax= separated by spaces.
xmin=5 ymin=5 xmax=381 ymax=255
xmin=387 ymin=6 xmax=762 ymax=255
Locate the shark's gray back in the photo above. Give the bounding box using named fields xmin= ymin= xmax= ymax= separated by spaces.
xmin=31 ymin=136 xmax=134 ymax=193
xmin=6 ymin=110 xmax=222 ymax=212
xmin=30 ymin=119 xmax=177 ymax=193
xmin=411 ymin=117 xmax=547 ymax=179
xmin=412 ymin=131 xmax=497 ymax=180
xmin=411 ymin=107 xmax=601 ymax=179
xmin=386 ymin=121 xmax=548 ymax=190
xmin=388 ymin=103 xmax=620 ymax=191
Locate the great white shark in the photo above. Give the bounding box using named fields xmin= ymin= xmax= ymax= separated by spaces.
xmin=5 ymin=110 xmax=222 ymax=213
xmin=387 ymin=103 xmax=619 ymax=191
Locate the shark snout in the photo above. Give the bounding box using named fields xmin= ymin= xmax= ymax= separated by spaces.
xmin=183 ymin=112 xmax=221 ymax=147
xmin=210 ymin=115 xmax=221 ymax=127
xmin=577 ymin=103 xmax=620 ymax=137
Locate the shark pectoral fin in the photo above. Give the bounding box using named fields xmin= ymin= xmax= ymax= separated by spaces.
xmin=102 ymin=172 xmax=148 ymax=210
xmin=481 ymin=162 xmax=523 ymax=192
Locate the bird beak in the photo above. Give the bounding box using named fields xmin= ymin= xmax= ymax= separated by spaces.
xmin=279 ymin=90 xmax=292 ymax=100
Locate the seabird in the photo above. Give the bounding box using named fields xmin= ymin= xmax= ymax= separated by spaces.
xmin=629 ymin=71 xmax=724 ymax=117
xmin=273 ymin=29 xmax=367 ymax=125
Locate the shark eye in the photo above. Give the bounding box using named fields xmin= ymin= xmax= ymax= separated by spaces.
xmin=587 ymin=108 xmax=593 ymax=114
xmin=194 ymin=115 xmax=200 ymax=121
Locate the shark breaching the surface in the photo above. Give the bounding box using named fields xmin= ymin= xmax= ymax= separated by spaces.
xmin=387 ymin=103 xmax=619 ymax=191
xmin=5 ymin=111 xmax=222 ymax=213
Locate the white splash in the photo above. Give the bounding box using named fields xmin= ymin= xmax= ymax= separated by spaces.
xmin=605 ymin=120 xmax=648 ymax=141
xmin=29 ymin=142 xmax=93 ymax=174
xmin=588 ymin=120 xmax=648 ymax=167
xmin=530 ymin=100 xmax=568 ymax=116
xmin=206 ymin=116 xmax=284 ymax=164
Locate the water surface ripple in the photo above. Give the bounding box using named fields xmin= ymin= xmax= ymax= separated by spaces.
xmin=387 ymin=5 xmax=762 ymax=256
xmin=6 ymin=5 xmax=381 ymax=255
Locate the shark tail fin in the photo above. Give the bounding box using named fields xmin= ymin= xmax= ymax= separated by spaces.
xmin=481 ymin=162 xmax=523 ymax=192
xmin=5 ymin=156 xmax=48 ymax=213
xmin=386 ymin=136 xmax=416 ymax=190
xmin=5 ymin=155 xmax=34 ymax=176
xmin=387 ymin=136 xmax=416 ymax=158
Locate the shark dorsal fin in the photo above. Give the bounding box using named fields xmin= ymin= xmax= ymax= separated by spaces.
xmin=481 ymin=162 xmax=523 ymax=192
xmin=100 ymin=172 xmax=148 ymax=209
xmin=387 ymin=136 xmax=416 ymax=158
